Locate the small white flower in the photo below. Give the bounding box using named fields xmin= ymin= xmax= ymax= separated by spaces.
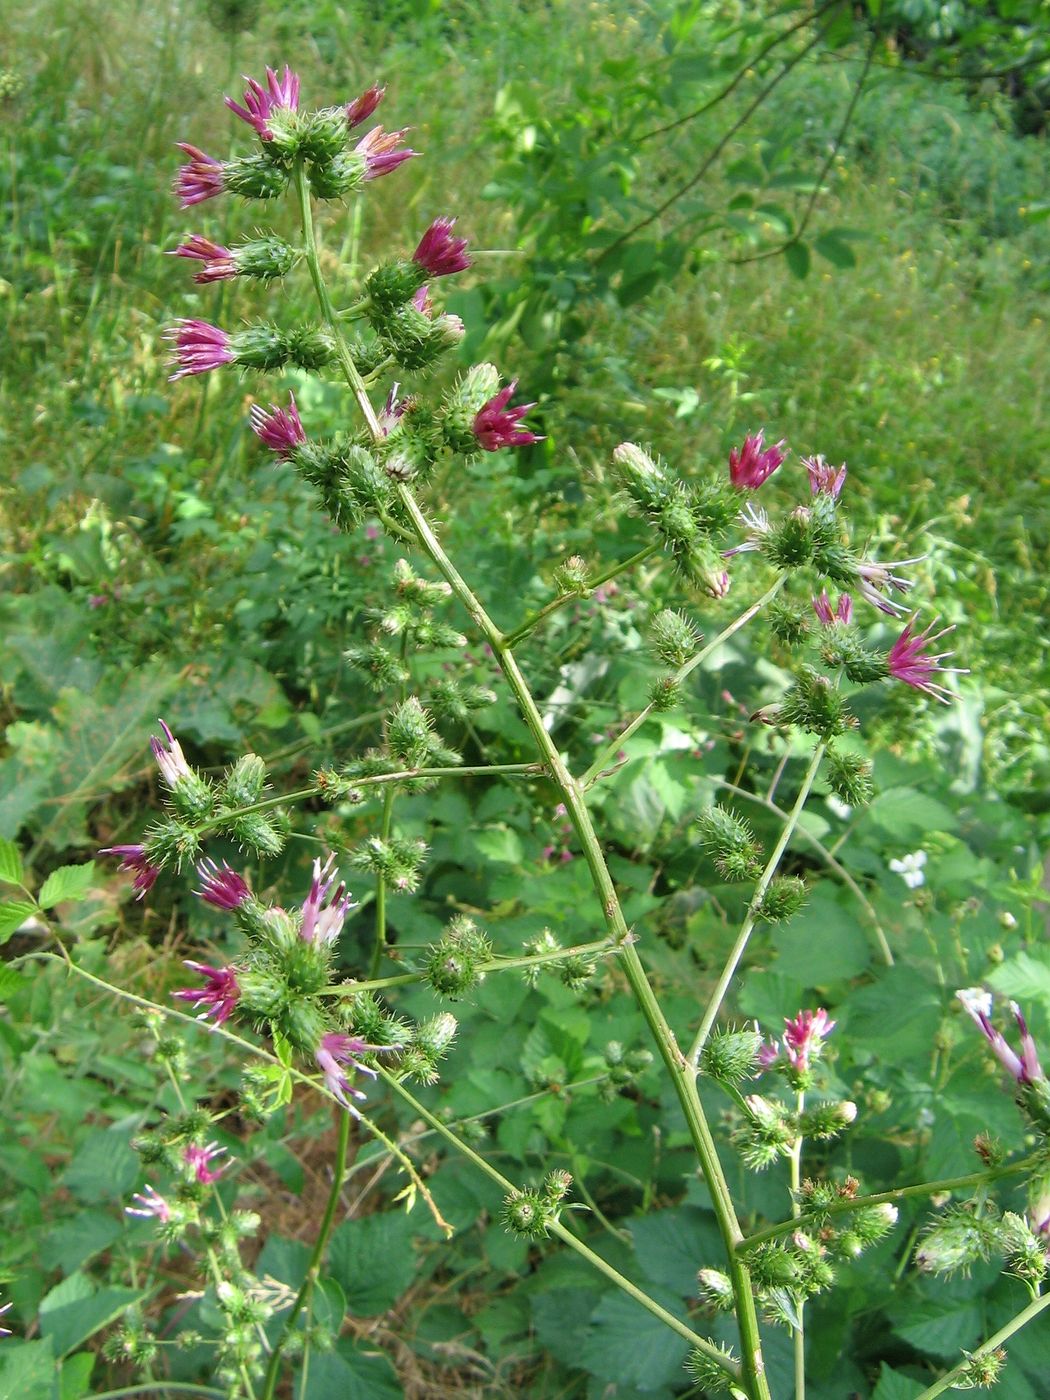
xmin=889 ymin=849 xmax=927 ymax=888
xmin=957 ymin=987 xmax=993 ymax=1019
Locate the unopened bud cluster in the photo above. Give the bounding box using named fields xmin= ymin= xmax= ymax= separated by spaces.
xmin=501 ymin=1170 xmax=573 ymax=1239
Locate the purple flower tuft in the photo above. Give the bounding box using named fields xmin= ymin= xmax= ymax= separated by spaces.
xmin=249 ymin=393 xmax=306 ymax=458
xmin=301 ymin=854 xmax=355 ymax=946
xmin=781 ymin=1008 xmax=836 ymax=1073
xmin=346 ymin=83 xmax=385 ymax=128
xmin=169 ymin=234 xmax=238 ymax=283
xmin=174 ymin=143 xmax=226 ymax=208
xmin=126 ymin=1185 xmax=171 ymax=1222
xmin=413 ymin=217 xmax=471 ymax=278
xmin=812 ymin=591 xmax=852 ymax=626
xmin=473 ymin=381 xmax=544 ymax=451
xmin=197 ymin=858 xmax=250 ymax=910
xmin=173 ymin=961 xmax=241 ymax=1024
xmin=225 ymin=65 xmax=300 ymax=140
xmin=728 ymin=430 xmax=787 ymax=490
xmin=315 ymin=1030 xmax=397 ymax=1110
xmin=803 ymin=454 xmax=847 ymax=499
xmin=355 ymin=125 xmax=418 ymax=180
xmin=957 ymin=989 xmax=1045 ymax=1086
xmin=150 ymin=718 xmax=191 ymax=787
xmin=887 ymin=616 xmax=966 ymax=704
xmin=99 ymin=844 xmax=160 ymax=900
xmin=183 ymin=1141 xmax=229 ymax=1184
xmin=853 ymin=556 xmax=924 ymax=615
xmin=165 ymin=320 xmax=235 ymax=381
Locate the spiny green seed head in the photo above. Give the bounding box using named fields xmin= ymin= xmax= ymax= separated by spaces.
xmin=411 ymin=619 xmax=468 ymax=650
xmin=427 ymin=679 xmax=497 ymax=721
xmin=414 ymin=1012 xmax=458 ymax=1058
xmin=272 ymin=998 xmax=328 ymax=1057
xmin=163 ymin=1108 xmax=216 ymax=1145
xmin=278 ymin=938 xmax=330 ymax=997
xmin=733 ymin=1095 xmax=796 ymax=1170
xmin=344 ymin=642 xmax=410 ymax=692
xmin=768 ymin=599 xmax=812 ymax=646
xmin=700 ymin=1025 xmax=763 ymax=1085
xmin=689 ymin=477 xmax=741 ymax=538
xmin=223 ymin=753 xmax=268 ymax=808
xmin=650 ymin=608 xmax=703 ymax=666
xmin=697 ymin=804 xmax=763 ymax=882
xmin=424 ymin=934 xmax=485 ymax=998
xmin=552 ymin=554 xmax=589 ymax=594
xmin=850 ymin=1202 xmax=898 ymax=1245
xmin=224 ymin=153 xmax=291 ymax=201
xmin=684 ymin=1342 xmax=739 ymax=1392
xmin=764 ymin=507 xmax=816 ymax=570
xmin=543 ymin=1169 xmax=573 ymax=1206
xmin=366 ymin=259 xmax=425 ymax=317
xmin=559 ymin=953 xmax=597 ymax=991
xmin=697 ymin=1268 xmax=735 ymax=1312
xmin=780 ymin=666 xmax=853 ymax=738
xmin=745 ymin=1241 xmax=801 ymax=1288
xmin=307 ymin=149 xmax=366 ymax=199
xmin=799 ymin=1099 xmax=857 ymax=1140
xmin=915 ymin=1208 xmax=997 ymax=1276
xmin=234 ymin=236 xmax=301 ymax=281
xmin=298 ymin=106 xmax=352 ymax=162
xmin=997 ymin=1212 xmax=1048 ymax=1288
xmin=956 ymin=1347 xmax=1007 ymax=1389
xmin=501 ymin=1188 xmax=551 ymax=1238
xmin=820 ymin=632 xmax=888 ymax=685
xmin=144 ymin=817 xmax=201 ymax=872
xmin=382 ymin=307 xmax=463 ymax=373
xmin=229 ymin=811 xmax=284 ymax=858
xmin=231 ymin=323 xmax=292 ymax=371
xmin=394 ymin=557 xmax=453 ymax=606
xmin=237 ymin=968 xmax=288 ymax=1019
xmin=648 ymin=675 xmax=682 ymax=712
xmin=387 ymin=696 xmax=435 ymax=768
xmin=824 ymin=748 xmax=874 ymax=807
xmin=754 ymin=875 xmax=807 ymax=924
xmin=286 ymin=325 xmax=338 ymax=372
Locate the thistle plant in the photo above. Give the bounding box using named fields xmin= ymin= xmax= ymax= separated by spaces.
xmin=13 ymin=59 xmax=1035 ymax=1400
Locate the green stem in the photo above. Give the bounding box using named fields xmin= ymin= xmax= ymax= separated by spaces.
xmin=325 ymin=937 xmax=616 ymax=994
xmin=790 ymin=1091 xmax=805 ymax=1400
xmin=912 ymin=1291 xmax=1050 ymax=1399
xmin=502 ymin=543 xmax=660 ymax=648
xmin=688 ymin=741 xmax=827 ymax=1063
xmin=739 ymin=1155 xmax=1043 ymax=1252
xmin=581 ymin=577 xmax=786 ymax=788
xmin=380 ymin=1070 xmax=741 ymax=1383
xmin=88 ymin=1388 xmax=228 ymax=1400
xmin=370 ymin=785 xmax=395 ymax=978
xmin=260 ymin=1109 xmax=352 ymax=1400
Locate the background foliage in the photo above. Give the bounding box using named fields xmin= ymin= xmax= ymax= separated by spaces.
xmin=1 ymin=0 xmax=1048 ymax=1395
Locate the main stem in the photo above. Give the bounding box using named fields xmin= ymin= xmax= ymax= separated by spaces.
xmin=298 ymin=176 xmax=771 ymax=1399
xmin=790 ymin=1092 xmax=805 ymax=1400
xmin=260 ymin=1108 xmax=352 ymax=1400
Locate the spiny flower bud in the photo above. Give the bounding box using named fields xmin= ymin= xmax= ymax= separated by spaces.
xmin=684 ymin=1342 xmax=739 ymax=1392
xmin=699 ymin=1025 xmax=763 ymax=1085
xmin=650 ymin=609 xmax=703 ymax=667
xmin=696 ymin=805 xmax=763 ymax=883
xmin=753 ymin=875 xmax=807 ymax=924
xmin=733 ymin=1095 xmax=796 ymax=1170
xmin=697 ymin=1268 xmax=735 ymax=1312
xmin=764 ymin=507 xmax=816 ymax=570
xmin=799 ymin=1099 xmax=856 ymax=1140
xmin=542 ymin=1169 xmax=572 ymax=1207
xmin=398 ymin=1012 xmax=459 ymax=1083
xmin=424 ymin=915 xmax=492 ymax=998
xmin=552 ymin=555 xmax=589 ymax=595
xmin=393 ymin=557 xmax=453 ymax=606
xmin=387 ymin=696 xmax=437 ymax=769
xmin=819 ymin=628 xmax=887 ymax=685
xmin=648 ymin=675 xmax=682 ymax=712
xmin=501 ymin=1188 xmax=550 ymax=1239
xmin=350 ymin=835 xmax=429 ymax=893
xmin=824 ymin=749 xmax=874 ymax=807
xmin=779 ymin=666 xmax=853 ymax=738
xmin=997 ymin=1212 xmax=1048 ymax=1289
xmin=956 ymin=1347 xmax=1007 ymax=1389
xmin=915 ymin=1208 xmax=996 ymax=1276
xmin=228 ymin=810 xmax=285 ymax=857
xmin=559 ymin=952 xmax=598 ymax=991
xmin=143 ymin=817 xmax=201 ymax=872
xmin=221 ymin=151 xmax=292 ymax=202
xmin=768 ymin=599 xmax=811 ymax=646
xmin=427 ymin=680 xmax=497 ymax=722
xmin=223 ymin=753 xmax=268 ymax=808
xmin=344 ymin=642 xmax=411 ymax=691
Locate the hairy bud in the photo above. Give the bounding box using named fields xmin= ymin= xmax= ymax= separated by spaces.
xmin=696 ymin=805 xmax=763 ymax=882
xmin=824 ymin=748 xmax=874 ymax=808
xmin=753 ymin=875 xmax=807 ymax=924
xmin=650 ymin=608 xmax=703 ymax=667
xmin=700 ymin=1025 xmax=763 ymax=1086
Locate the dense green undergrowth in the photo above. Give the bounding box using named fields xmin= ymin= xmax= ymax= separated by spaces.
xmin=1 ymin=2 xmax=1049 ymax=1396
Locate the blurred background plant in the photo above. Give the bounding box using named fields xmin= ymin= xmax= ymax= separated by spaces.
xmin=1 ymin=0 xmax=1048 ymax=1396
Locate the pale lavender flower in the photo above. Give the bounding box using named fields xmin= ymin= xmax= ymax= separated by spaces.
xmin=473 ymin=381 xmax=543 ymax=450
xmin=197 ymin=859 xmax=250 ymax=910
xmin=225 ymin=65 xmax=300 ymax=140
xmin=99 ymin=844 xmax=160 ymax=900
xmin=413 ymin=217 xmax=471 ymax=278
xmin=250 ymin=393 xmax=306 ymax=458
xmin=887 ymin=616 xmax=967 ymax=703
xmin=150 ymin=719 xmax=191 ymax=787
xmin=172 ymin=961 xmax=240 ymax=1024
xmin=301 ymin=855 xmax=355 ymax=946
xmin=315 ymin=1031 xmax=396 ymax=1110
xmin=812 ymin=591 xmax=852 ymax=626
xmin=803 ymin=454 xmax=847 ymax=499
xmin=355 ymin=125 xmax=418 ymax=179
xmin=378 ymin=382 xmax=406 ymax=436
xmin=165 ymin=319 xmax=235 ymax=380
xmin=782 ymin=1008 xmax=836 ymax=1073
xmin=412 ymin=284 xmax=433 ymax=316
xmin=169 ymin=234 xmax=238 ymax=283
xmin=728 ymin=430 xmax=787 ymax=490
xmin=346 ymin=83 xmax=385 ymax=128
xmin=722 ymin=501 xmax=771 ymax=558
xmin=183 ymin=1141 xmax=229 ymax=1184
xmin=126 ymin=1185 xmax=171 ymax=1222
xmin=174 ymin=143 xmax=226 ymax=207
xmin=957 ymin=989 xmax=1045 ymax=1086
xmin=756 ymin=1040 xmax=780 ymax=1069
xmin=854 ymin=556 xmax=925 ymax=616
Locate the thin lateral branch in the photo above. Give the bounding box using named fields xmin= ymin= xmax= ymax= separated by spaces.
xmin=913 ymin=1291 xmax=1050 ymax=1399
xmin=502 ymin=542 xmax=660 ymax=648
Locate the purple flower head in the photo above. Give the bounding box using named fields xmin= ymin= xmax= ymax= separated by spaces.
xmin=169 ymin=234 xmax=238 ymax=283
xmin=957 ymin=989 xmax=1045 ymax=1086
xmin=183 ymin=1141 xmax=229 ymax=1184
xmin=301 ymin=854 xmax=355 ymax=946
xmin=412 ymin=284 xmax=433 ymax=317
xmin=172 ymin=961 xmax=240 ymax=1024
xmin=355 ymin=125 xmax=419 ymax=180
xmin=346 ymin=83 xmax=385 ymax=128
xmin=729 ymin=431 xmax=787 ymax=490
xmin=812 ymin=591 xmax=852 ymax=626
xmin=165 ymin=319 xmax=235 ymax=381
xmin=887 ymin=615 xmax=967 ymax=704
xmin=315 ymin=1030 xmax=397 ymax=1110
xmin=473 ymin=380 xmax=544 ymax=451
xmin=756 ymin=1040 xmax=780 ymax=1070
xmin=250 ymin=393 xmax=306 ymax=459
xmin=782 ymin=1008 xmax=836 ymax=1073
xmin=150 ymin=719 xmax=191 ymax=787
xmin=126 ymin=1185 xmax=171 ymax=1222
xmin=803 ymin=453 xmax=847 ymax=500
xmin=99 ymin=844 xmax=160 ymax=900
xmin=174 ymin=143 xmax=226 ymax=208
xmin=853 ymin=556 xmax=924 ymax=616
xmin=722 ymin=502 xmax=771 ymax=559
xmin=379 ymin=382 xmax=406 ymax=436
xmin=413 ymin=217 xmax=472 ymax=278
xmin=196 ymin=859 xmax=250 ymax=911
xmin=225 ymin=65 xmax=300 ymax=140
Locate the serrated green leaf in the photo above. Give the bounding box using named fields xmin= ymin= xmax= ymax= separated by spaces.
xmin=0 ymin=966 xmax=28 ymax=1001
xmin=576 ymin=1288 xmax=690 ymax=1389
xmin=58 ymin=1352 xmax=95 ymax=1400
xmin=328 ymin=1214 xmax=417 ymax=1315
xmin=784 ymin=240 xmax=811 ymax=279
xmin=39 ymin=863 xmax=96 ymax=909
xmin=892 ymin=1297 xmax=983 ymax=1361
xmin=296 ymin=1339 xmax=403 ymax=1400
xmin=0 ymin=1339 xmax=55 ymax=1400
xmin=630 ymin=1207 xmax=722 ymax=1295
xmin=39 ymin=1273 xmax=143 ymax=1357
xmin=871 ymin=1364 xmax=924 ymax=1399
xmin=0 ymin=839 xmax=23 ymax=886
xmin=0 ymin=901 xmax=37 ymax=944
xmin=814 ymin=233 xmax=858 ymax=269
xmin=988 ymin=951 xmax=1050 ymax=1016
